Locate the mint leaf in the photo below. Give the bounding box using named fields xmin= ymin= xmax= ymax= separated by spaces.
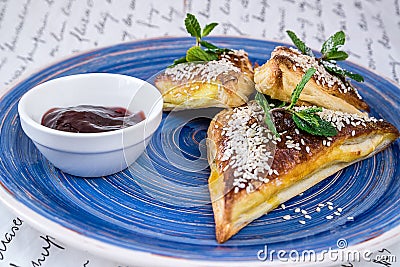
xmin=300 ymin=107 xmax=323 ymax=114
xmin=292 ymin=112 xmax=337 ymax=137
xmin=173 ymin=56 xmax=187 ymax=64
xmin=263 ymin=94 xmax=286 ymax=108
xmin=286 ymin=30 xmax=314 ymax=57
xmin=323 ymin=50 xmax=348 ymax=61
xmin=322 ymin=61 xmax=364 ymax=82
xmin=185 ymin=13 xmax=201 ymax=39
xmin=255 ymin=92 xmax=279 ymax=137
xmin=186 ymin=46 xmax=218 ymax=62
xmin=343 ymin=70 xmax=364 ymax=82
xmin=288 ymin=68 xmax=316 ymax=109
xmin=200 ymin=41 xmax=232 ymax=55
xmin=200 ymin=40 xmax=219 ymax=50
xmin=321 ymin=31 xmax=345 ymax=55
xmin=167 ymin=56 xmax=187 ymax=67
xmin=202 ymin=22 xmax=218 ymax=37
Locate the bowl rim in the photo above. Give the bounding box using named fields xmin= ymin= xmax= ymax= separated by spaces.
xmin=17 ymin=73 xmax=163 ymax=139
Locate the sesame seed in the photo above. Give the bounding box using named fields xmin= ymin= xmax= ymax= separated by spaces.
xmin=328 ymin=206 xmax=334 ymax=210
xmin=295 ymin=208 xmax=301 ymax=213
xmin=304 ymin=215 xmax=312 ymax=219
xmin=165 ymin=57 xmax=240 ymax=82
xmin=326 ymin=215 xmax=334 ymax=220
xmin=301 ymin=210 xmax=308 ymax=215
xmin=306 ymin=146 xmax=310 ymax=153
xmin=351 ymin=130 xmax=356 ymax=136
xmin=295 ymin=129 xmax=300 ymax=135
xmin=337 ymin=208 xmax=343 ymax=212
xmin=318 ymin=203 xmax=325 ymax=207
xmin=347 ymin=216 xmax=354 ymax=221
xmin=219 ymin=103 xmax=278 ymax=194
xmin=316 ymin=207 xmax=321 ymax=212
xmin=326 ymin=201 xmax=333 ymax=206
xmin=281 ymin=204 xmax=286 ymax=209
xmin=299 ymin=220 xmax=306 ymax=225
xmin=283 ymin=215 xmax=291 ymax=220
xmin=334 ymin=211 xmax=341 ymax=216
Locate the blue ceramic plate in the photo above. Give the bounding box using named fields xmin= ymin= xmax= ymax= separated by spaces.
xmin=0 ymin=37 xmax=399 ymax=266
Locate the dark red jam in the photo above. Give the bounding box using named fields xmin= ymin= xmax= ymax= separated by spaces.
xmin=41 ymin=105 xmax=146 ymax=133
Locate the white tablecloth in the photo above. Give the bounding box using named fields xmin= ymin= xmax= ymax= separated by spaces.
xmin=0 ymin=0 xmax=399 ymax=266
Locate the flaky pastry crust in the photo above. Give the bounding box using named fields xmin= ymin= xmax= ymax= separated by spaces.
xmin=155 ymin=50 xmax=255 ymax=111
xmin=207 ymin=103 xmax=398 ymax=243
xmin=254 ymin=46 xmax=369 ymax=114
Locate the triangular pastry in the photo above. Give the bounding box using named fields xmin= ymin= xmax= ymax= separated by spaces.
xmin=254 ymin=46 xmax=369 ymax=114
xmin=154 ymin=50 xmax=255 ymax=110
xmin=207 ymin=102 xmax=399 ymax=243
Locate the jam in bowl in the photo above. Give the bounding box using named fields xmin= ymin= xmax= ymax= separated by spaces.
xmin=41 ymin=105 xmax=146 ymax=133
xmin=18 ymin=73 xmax=163 ymax=177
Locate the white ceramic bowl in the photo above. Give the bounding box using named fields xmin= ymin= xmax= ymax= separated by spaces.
xmin=18 ymin=73 xmax=163 ymax=177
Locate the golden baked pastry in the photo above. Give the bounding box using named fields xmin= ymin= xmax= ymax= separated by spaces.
xmin=254 ymin=46 xmax=369 ymax=114
xmin=154 ymin=50 xmax=255 ymax=111
xmin=207 ymin=101 xmax=399 ymax=243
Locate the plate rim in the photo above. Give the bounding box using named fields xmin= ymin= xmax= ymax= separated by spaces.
xmin=0 ymin=36 xmax=399 ymax=266
xmin=1 ymin=179 xmax=400 ymax=267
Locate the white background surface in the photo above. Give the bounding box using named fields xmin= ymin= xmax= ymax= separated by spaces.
xmin=0 ymin=0 xmax=399 ymax=266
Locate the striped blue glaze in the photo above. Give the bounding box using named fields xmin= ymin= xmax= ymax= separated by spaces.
xmin=0 ymin=37 xmax=399 ymax=262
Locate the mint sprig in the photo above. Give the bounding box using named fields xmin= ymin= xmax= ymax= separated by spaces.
xmin=255 ymin=68 xmax=338 ymax=137
xmin=169 ymin=14 xmax=231 ymax=67
xmin=321 ymin=31 xmax=345 ymax=57
xmin=287 ymin=30 xmax=314 ymax=57
xmin=292 ymin=110 xmax=337 ymax=136
xmin=322 ymin=61 xmax=364 ymax=82
xmin=186 ymin=46 xmax=218 ymax=62
xmin=255 ymin=92 xmax=279 ymax=137
xmin=202 ymin=23 xmax=218 ymax=37
xmin=288 ymin=68 xmax=316 ymax=109
xmin=185 ymin=13 xmax=202 ymax=42
xmin=286 ymin=30 xmax=364 ymax=83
